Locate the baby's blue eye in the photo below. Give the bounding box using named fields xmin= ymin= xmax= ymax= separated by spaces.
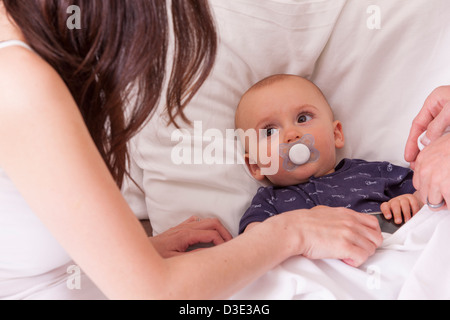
xmin=297 ymin=114 xmax=313 ymax=123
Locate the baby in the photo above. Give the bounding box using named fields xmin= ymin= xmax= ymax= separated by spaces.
xmin=236 ymin=74 xmax=423 ymax=234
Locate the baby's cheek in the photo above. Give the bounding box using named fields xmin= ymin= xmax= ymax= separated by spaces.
xmin=257 ymin=140 xmax=281 ymax=168
xmin=266 ymin=170 xmax=290 ymax=186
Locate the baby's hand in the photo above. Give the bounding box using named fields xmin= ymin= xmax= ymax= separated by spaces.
xmin=380 ymin=194 xmax=422 ymax=224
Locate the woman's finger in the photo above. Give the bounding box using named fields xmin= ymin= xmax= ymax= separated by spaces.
xmin=414 ymin=136 xmax=450 ymax=211
xmin=340 ymin=217 xmax=382 ymax=267
xmin=405 ymin=104 xmax=434 ymax=163
xmin=183 ymin=216 xmax=233 ymax=242
xmin=441 ymin=179 xmax=450 ymax=211
xmin=405 ymin=86 xmax=450 ymax=163
xmin=423 ymin=102 xmax=450 ymax=142
xmin=353 ymin=211 xmax=381 ymax=232
xmin=427 ymin=180 xmax=444 ymax=211
xmin=183 ymin=216 xmax=200 ymax=223
xmin=189 ymin=218 xmax=233 ymax=241
xmin=348 ymin=212 xmax=383 ymax=249
xmin=405 ymin=120 xmax=426 ymax=164
xmin=185 ymin=229 xmax=228 ymax=247
xmin=342 ymin=245 xmax=372 ymax=268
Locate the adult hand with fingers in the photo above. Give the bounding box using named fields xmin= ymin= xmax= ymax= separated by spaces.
xmin=284 ymin=206 xmax=383 ymax=268
xmin=405 ymin=86 xmax=450 ymax=210
xmin=149 ymin=216 xmax=233 ymax=258
xmin=405 ymin=86 xmax=450 ymax=167
xmin=243 ymin=206 xmax=383 ymax=268
xmin=413 ymin=134 xmax=450 ymax=211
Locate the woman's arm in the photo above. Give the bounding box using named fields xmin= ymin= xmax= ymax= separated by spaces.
xmin=0 ymin=47 xmax=382 ymax=299
xmin=0 ymin=47 xmax=167 ymax=298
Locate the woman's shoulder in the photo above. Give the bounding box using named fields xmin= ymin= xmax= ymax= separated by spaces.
xmin=0 ymin=45 xmax=70 ymax=110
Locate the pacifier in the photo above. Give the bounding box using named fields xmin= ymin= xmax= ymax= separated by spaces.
xmin=279 ymin=134 xmax=320 ymax=171
xmin=418 ymin=126 xmax=450 ymax=151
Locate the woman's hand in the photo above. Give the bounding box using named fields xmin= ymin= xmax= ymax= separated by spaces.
xmin=412 ymin=134 xmax=450 ymax=210
xmin=405 ymin=86 xmax=450 ymax=209
xmin=149 ymin=216 xmax=233 ymax=258
xmin=278 ymin=206 xmax=383 ymax=268
xmin=405 ymin=86 xmax=450 ymax=168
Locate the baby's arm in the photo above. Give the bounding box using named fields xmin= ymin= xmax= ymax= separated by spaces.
xmin=239 ymin=187 xmax=280 ymax=234
xmin=380 ymin=191 xmax=423 ymax=224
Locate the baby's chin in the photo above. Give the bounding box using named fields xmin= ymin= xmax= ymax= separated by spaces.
xmin=266 ymin=173 xmax=312 ymax=187
xmin=267 ymin=160 xmax=337 ymax=187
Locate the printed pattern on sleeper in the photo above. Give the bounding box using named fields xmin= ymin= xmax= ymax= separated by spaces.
xmin=239 ymin=158 xmax=415 ymax=234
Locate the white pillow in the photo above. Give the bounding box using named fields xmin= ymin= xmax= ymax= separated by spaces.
xmin=122 ymin=0 xmax=450 ymax=237
xmin=312 ymin=0 xmax=450 ymax=166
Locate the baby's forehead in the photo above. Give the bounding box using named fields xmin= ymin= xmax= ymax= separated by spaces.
xmin=251 ymin=75 xmax=325 ymax=98
xmin=242 ymin=76 xmax=327 ymax=109
xmin=236 ymin=76 xmax=333 ymax=126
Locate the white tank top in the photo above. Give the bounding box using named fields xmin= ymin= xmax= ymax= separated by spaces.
xmin=0 ymin=40 xmax=105 ymax=300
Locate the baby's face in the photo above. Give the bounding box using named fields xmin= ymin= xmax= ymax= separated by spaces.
xmin=236 ymin=77 xmax=344 ymax=186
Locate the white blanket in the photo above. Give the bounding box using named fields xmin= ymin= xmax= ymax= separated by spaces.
xmin=231 ymin=206 xmax=450 ymax=300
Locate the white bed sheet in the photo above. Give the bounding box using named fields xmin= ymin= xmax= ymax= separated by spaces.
xmin=231 ymin=206 xmax=450 ymax=300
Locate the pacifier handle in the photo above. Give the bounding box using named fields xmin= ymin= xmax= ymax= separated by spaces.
xmin=418 ymin=126 xmax=450 ymax=151
xmin=417 ymin=131 xmax=427 ymax=151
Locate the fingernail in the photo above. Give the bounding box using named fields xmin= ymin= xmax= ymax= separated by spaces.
xmin=342 ymin=258 xmax=355 ymax=266
xmin=420 ymin=134 xmax=431 ymax=147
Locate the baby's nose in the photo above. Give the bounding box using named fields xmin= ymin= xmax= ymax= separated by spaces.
xmin=285 ymin=130 xmax=301 ymax=144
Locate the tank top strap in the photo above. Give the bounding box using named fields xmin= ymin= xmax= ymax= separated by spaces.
xmin=0 ymin=40 xmax=33 ymax=52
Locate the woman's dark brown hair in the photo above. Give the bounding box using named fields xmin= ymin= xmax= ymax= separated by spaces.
xmin=3 ymin=0 xmax=217 ymax=187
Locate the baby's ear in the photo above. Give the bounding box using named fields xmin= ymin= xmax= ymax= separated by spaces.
xmin=245 ymin=153 xmax=266 ymax=181
xmin=333 ymin=120 xmax=345 ymax=149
